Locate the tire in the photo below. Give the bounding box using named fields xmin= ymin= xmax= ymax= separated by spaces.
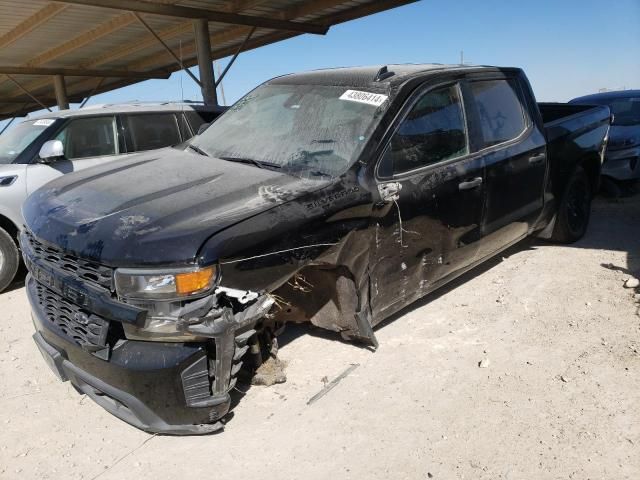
xmin=0 ymin=227 xmax=20 ymax=292
xmin=551 ymin=166 xmax=592 ymax=244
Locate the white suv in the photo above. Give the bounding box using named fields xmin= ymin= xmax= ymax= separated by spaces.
xmin=0 ymin=102 xmax=224 ymax=291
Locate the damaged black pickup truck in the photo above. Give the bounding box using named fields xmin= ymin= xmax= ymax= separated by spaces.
xmin=21 ymin=64 xmax=611 ymax=434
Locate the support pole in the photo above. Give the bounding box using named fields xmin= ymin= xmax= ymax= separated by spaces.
xmin=193 ymin=19 xmax=217 ymax=106
xmin=1 ymin=117 xmax=16 ymax=135
xmin=53 ymin=75 xmax=69 ymax=110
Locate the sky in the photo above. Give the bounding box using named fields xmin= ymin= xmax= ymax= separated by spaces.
xmin=2 ymin=0 xmax=639 ymax=130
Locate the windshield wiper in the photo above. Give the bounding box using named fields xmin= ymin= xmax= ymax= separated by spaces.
xmin=187 ymin=144 xmax=209 ymax=157
xmin=218 ymin=156 xmax=282 ymax=170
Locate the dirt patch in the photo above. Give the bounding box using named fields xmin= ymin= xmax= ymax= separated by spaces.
xmin=251 ymin=355 xmax=287 ymax=386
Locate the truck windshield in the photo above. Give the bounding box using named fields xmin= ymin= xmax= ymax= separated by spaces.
xmin=192 ymin=84 xmax=389 ymax=178
xmin=0 ymin=119 xmax=55 ymax=164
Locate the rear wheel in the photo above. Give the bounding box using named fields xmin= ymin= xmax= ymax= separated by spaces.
xmin=551 ymin=166 xmax=592 ymax=243
xmin=0 ymin=227 xmax=19 ymax=292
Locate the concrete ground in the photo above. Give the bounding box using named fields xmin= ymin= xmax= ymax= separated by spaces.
xmin=1 ymin=195 xmax=639 ymax=480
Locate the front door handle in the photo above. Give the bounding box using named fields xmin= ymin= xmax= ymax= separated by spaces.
xmin=529 ymin=153 xmax=546 ymax=164
xmin=458 ymin=177 xmax=483 ymax=191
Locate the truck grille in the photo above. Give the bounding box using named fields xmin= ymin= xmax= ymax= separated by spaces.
xmin=33 ymin=282 xmax=109 ymax=349
xmin=23 ymin=230 xmax=113 ymax=291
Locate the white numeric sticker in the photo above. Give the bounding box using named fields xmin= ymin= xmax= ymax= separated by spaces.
xmin=339 ymin=90 xmax=388 ymax=107
xmin=33 ymin=119 xmax=55 ymax=126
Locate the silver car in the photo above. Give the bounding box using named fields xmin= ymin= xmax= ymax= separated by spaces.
xmin=0 ymin=102 xmax=224 ymax=291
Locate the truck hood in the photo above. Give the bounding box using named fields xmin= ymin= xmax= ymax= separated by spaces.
xmin=23 ymin=148 xmax=328 ymax=266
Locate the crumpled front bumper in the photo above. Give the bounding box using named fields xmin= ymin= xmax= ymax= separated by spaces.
xmin=27 ymin=275 xmax=232 ymax=435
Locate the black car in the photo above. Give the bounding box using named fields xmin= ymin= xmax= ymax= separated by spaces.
xmin=21 ymin=64 xmax=610 ymax=434
xmin=571 ymin=90 xmax=640 ymax=184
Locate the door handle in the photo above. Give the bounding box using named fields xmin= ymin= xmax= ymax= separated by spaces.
xmin=458 ymin=177 xmax=483 ymax=191
xmin=529 ymin=153 xmax=546 ymax=164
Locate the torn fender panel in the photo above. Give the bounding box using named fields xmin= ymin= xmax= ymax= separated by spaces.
xmin=198 ymin=169 xmax=376 ymax=295
xmin=196 ymin=169 xmax=379 ymax=341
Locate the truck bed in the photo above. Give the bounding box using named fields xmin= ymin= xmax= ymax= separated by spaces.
xmin=538 ymin=102 xmax=610 ymax=143
xmin=538 ymin=103 xmax=597 ymax=124
xmin=537 ymin=102 xmax=611 ymax=212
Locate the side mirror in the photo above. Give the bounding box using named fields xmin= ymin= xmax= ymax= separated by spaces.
xmin=38 ymin=140 xmax=64 ymax=163
xmin=197 ymin=122 xmax=211 ymax=135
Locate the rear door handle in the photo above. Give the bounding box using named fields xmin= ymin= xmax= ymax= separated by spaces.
xmin=529 ymin=153 xmax=546 ymax=164
xmin=458 ymin=177 xmax=483 ymax=191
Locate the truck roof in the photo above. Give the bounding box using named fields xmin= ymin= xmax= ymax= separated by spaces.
xmin=270 ymin=64 xmax=520 ymax=89
xmin=24 ymin=102 xmax=225 ymax=123
xmin=572 ymin=90 xmax=640 ymax=103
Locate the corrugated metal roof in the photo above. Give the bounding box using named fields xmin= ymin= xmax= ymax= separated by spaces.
xmin=0 ymin=0 xmax=418 ymax=120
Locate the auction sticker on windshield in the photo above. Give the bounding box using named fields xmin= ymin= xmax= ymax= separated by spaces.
xmin=340 ymin=90 xmax=388 ymax=107
xmin=33 ymin=119 xmax=55 ymax=126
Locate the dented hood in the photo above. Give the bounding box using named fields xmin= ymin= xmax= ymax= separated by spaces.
xmin=23 ymin=148 xmax=328 ymax=266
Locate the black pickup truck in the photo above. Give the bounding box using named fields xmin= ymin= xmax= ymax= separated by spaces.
xmin=21 ymin=64 xmax=610 ymax=434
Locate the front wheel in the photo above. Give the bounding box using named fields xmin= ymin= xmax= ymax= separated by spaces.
xmin=0 ymin=227 xmax=20 ymax=292
xmin=551 ymin=166 xmax=592 ymax=243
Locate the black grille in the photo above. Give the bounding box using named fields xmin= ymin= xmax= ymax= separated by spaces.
xmin=34 ymin=283 xmax=109 ymax=349
xmin=23 ymin=230 xmax=112 ymax=291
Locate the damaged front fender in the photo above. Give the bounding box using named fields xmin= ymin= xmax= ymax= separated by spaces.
xmin=196 ymin=173 xmax=381 ymax=347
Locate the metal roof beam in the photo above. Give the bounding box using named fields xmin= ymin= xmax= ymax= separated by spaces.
xmin=53 ymin=0 xmax=330 ymax=35
xmin=83 ymin=0 xmax=343 ymax=72
xmin=24 ymin=12 xmax=137 ymax=68
xmin=318 ymin=0 xmax=420 ymax=25
xmin=0 ymin=97 xmax=82 ymax=105
xmin=0 ymin=4 xmax=68 ymax=49
xmin=134 ymin=0 xmax=352 ymax=71
xmin=0 ymin=66 xmax=169 ymax=79
xmin=222 ymin=0 xmax=270 ymax=13
xmin=5 ymin=75 xmax=51 ymax=112
xmin=134 ymin=13 xmax=202 ymax=87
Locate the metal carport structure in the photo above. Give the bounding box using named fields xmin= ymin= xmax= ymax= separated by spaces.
xmin=0 ymin=0 xmax=418 ymax=120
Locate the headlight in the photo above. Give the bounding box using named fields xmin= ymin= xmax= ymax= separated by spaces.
xmin=114 ymin=265 xmax=218 ymax=300
xmin=115 ymin=265 xmax=219 ymax=342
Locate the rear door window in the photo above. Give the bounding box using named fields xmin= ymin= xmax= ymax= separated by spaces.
xmin=53 ymin=116 xmax=117 ymax=159
xmin=469 ymin=79 xmax=526 ymax=148
xmin=121 ymin=113 xmax=181 ymax=152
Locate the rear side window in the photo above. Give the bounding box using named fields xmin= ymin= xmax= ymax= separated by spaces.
xmin=53 ymin=116 xmax=117 ymax=159
xmin=121 ymin=113 xmax=181 ymax=152
xmin=469 ymin=79 xmax=526 ymax=148
xmin=379 ymin=84 xmax=468 ymax=176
